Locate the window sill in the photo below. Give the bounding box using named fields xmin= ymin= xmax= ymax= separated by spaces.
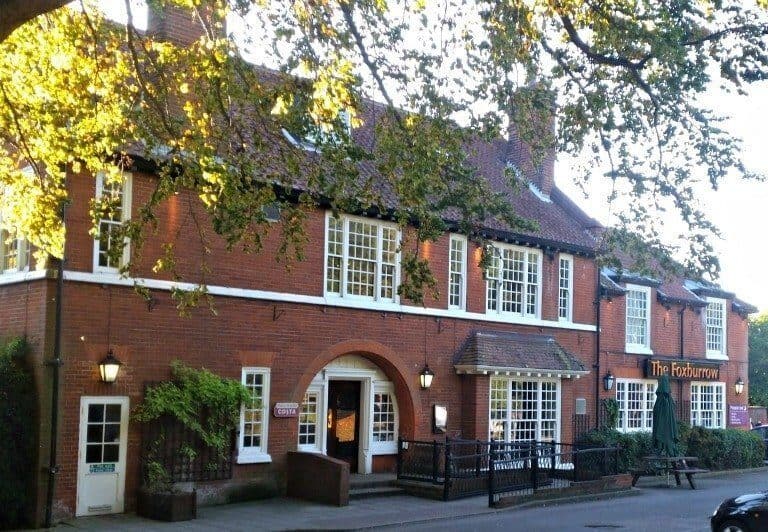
xmin=625 ymin=345 xmax=653 ymax=355
xmin=236 ymin=453 xmax=272 ymax=465
xmin=705 ymin=353 xmax=729 ymax=360
xmin=371 ymin=444 xmax=398 ymax=455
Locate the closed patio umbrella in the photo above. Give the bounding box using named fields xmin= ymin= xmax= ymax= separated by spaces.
xmin=652 ymin=374 xmax=679 ymax=457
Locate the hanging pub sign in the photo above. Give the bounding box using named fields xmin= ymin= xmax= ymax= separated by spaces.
xmin=644 ymin=357 xmax=720 ymax=381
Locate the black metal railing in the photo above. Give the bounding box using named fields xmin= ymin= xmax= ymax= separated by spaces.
xmin=488 ymin=442 xmax=620 ymax=507
xmin=397 ymin=437 xmax=620 ymax=501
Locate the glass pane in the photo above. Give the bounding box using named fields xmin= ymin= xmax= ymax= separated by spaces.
xmin=104 ymin=423 xmax=120 ymax=442
xmin=103 ymin=444 xmax=119 ymax=463
xmin=87 ymin=424 xmax=104 ymax=444
xmin=88 ymin=404 xmax=104 ymax=423
xmin=86 ymin=444 xmax=102 ymax=464
xmin=105 ymin=404 xmax=121 ymax=422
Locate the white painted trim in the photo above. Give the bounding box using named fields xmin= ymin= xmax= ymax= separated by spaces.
xmin=455 ymin=365 xmax=587 ymax=379
xmin=624 ymin=284 xmax=652 ymax=353
xmin=93 ymin=172 xmax=132 ymax=274
xmin=448 ymin=234 xmax=467 ymax=311
xmin=0 ymin=269 xmax=47 ymax=286
xmin=484 ymin=243 xmax=543 ymax=320
xmin=614 ymin=379 xmax=657 ymax=433
xmin=297 ymin=385 xmax=324 ymax=453
xmin=690 ymin=381 xmax=726 ymax=429
xmin=237 ymin=367 xmax=272 ymax=465
xmin=61 ymin=270 xmax=598 ymax=332
xmin=558 ymin=254 xmax=573 ymax=323
xmin=370 ymin=382 xmax=398 ymax=455
xmin=705 ymin=297 xmax=728 ymax=359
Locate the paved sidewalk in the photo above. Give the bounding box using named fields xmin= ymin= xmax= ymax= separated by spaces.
xmin=60 ymin=488 xmax=642 ymax=531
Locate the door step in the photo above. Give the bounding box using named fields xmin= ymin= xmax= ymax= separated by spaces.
xmin=349 ymin=485 xmax=406 ymax=500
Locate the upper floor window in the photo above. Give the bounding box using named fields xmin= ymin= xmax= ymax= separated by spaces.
xmin=615 ymin=379 xmax=656 ymax=432
xmin=0 ymin=228 xmax=29 ymax=274
xmin=325 ymin=214 xmax=400 ymax=302
xmin=625 ymin=284 xmax=651 ymax=353
xmin=238 ymin=367 xmax=271 ymax=463
xmin=690 ymin=381 xmax=725 ymax=429
xmin=485 ymin=244 xmax=540 ymax=318
xmin=705 ymin=298 xmax=727 ymax=358
xmin=93 ymin=172 xmax=132 ymax=274
xmin=558 ymin=254 xmax=573 ymax=321
xmin=448 ymin=235 xmax=466 ymax=310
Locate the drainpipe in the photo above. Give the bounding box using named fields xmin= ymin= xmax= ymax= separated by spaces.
xmin=44 ymin=204 xmax=66 ymax=528
xmin=679 ymin=306 xmax=685 ymax=410
xmin=594 ymin=266 xmax=601 ymax=430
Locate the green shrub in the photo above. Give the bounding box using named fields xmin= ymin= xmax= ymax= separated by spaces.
xmin=0 ymin=338 xmax=36 ymax=530
xmin=577 ymin=422 xmax=764 ymax=473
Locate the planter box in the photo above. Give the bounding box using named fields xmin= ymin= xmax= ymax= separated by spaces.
xmin=136 ymin=487 xmax=197 ymax=521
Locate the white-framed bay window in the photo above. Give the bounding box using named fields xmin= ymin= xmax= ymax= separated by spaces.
xmin=485 ymin=245 xmax=541 ymax=319
xmin=93 ymin=172 xmax=132 ymax=274
xmin=448 ymin=234 xmax=467 ymax=310
xmin=615 ymin=379 xmax=656 ymax=432
xmin=489 ymin=377 xmax=559 ymax=442
xmin=705 ymin=298 xmax=727 ymax=359
xmin=298 ymin=385 xmax=322 ymax=453
xmin=371 ymin=383 xmax=398 ymax=454
xmin=690 ymin=381 xmax=725 ymax=429
xmin=625 ymin=284 xmax=651 ymax=353
xmin=325 ymin=213 xmax=400 ymax=302
xmin=238 ymin=367 xmax=271 ymax=463
xmin=558 ymin=254 xmax=573 ymax=322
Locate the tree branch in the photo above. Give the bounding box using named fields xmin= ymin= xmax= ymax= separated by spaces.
xmin=0 ymin=0 xmax=69 ymax=42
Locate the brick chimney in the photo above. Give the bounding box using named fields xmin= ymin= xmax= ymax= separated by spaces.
xmin=146 ymin=3 xmax=222 ymax=46
xmin=506 ymin=87 xmax=556 ymax=198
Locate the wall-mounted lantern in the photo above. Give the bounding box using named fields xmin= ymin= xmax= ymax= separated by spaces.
xmin=98 ymin=350 xmax=123 ymax=384
xmin=419 ymin=364 xmax=434 ymax=390
xmin=603 ymin=371 xmax=615 ymax=392
xmin=735 ymin=376 xmax=745 ymax=396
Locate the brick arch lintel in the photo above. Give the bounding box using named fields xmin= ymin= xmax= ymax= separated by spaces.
xmin=292 ymin=339 xmax=421 ymax=438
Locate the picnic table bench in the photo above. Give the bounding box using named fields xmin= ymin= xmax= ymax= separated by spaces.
xmin=629 ymin=456 xmax=709 ymax=489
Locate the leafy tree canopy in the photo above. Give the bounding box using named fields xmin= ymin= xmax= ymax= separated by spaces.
xmin=1 ymin=0 xmax=767 ymax=304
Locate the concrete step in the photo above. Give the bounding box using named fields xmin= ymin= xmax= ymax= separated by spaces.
xmin=349 ymin=485 xmax=406 ymax=500
xmin=349 ymin=473 xmax=397 ymax=490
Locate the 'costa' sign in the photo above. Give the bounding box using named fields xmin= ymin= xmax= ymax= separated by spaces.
xmin=273 ymin=402 xmax=299 ymax=418
xmin=644 ymin=358 xmax=720 ymax=381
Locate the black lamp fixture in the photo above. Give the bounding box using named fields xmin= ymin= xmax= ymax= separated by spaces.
xmin=98 ymin=350 xmax=123 ymax=383
xmin=603 ymin=371 xmax=615 ymax=391
xmin=419 ymin=364 xmax=434 ymax=390
xmin=735 ymin=376 xmax=745 ymax=396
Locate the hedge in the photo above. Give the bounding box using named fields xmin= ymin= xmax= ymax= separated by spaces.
xmin=577 ymin=422 xmax=764 ymax=472
xmin=0 ymin=337 xmax=36 ymax=530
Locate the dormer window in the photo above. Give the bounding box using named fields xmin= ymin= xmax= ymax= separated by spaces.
xmin=282 ymin=109 xmax=352 ymax=152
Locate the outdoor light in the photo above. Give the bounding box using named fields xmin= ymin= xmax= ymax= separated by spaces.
xmin=735 ymin=377 xmax=745 ymax=395
xmin=419 ymin=364 xmax=434 ymax=389
xmin=603 ymin=371 xmax=615 ymax=391
xmin=98 ymin=350 xmax=123 ymax=383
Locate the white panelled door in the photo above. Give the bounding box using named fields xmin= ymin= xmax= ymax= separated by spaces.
xmin=76 ymin=396 xmax=129 ymax=516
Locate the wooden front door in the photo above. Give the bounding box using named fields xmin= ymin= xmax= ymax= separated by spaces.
xmin=326 ymin=381 xmax=361 ymax=472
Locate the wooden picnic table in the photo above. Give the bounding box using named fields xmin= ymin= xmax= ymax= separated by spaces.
xmin=629 ymin=455 xmax=709 ymax=489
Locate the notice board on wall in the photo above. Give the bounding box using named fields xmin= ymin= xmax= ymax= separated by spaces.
xmin=729 ymin=405 xmax=750 ymax=428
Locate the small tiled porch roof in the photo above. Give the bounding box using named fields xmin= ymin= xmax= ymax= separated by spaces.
xmin=454 ymin=330 xmax=589 ymax=379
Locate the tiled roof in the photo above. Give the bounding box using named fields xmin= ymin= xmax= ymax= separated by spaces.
xmin=454 ymin=330 xmax=588 ymax=377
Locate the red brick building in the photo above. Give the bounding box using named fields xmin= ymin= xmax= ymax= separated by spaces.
xmin=0 ymin=9 xmax=756 ymax=527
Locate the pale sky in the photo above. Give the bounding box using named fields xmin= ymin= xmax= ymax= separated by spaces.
xmin=557 ymin=82 xmax=768 ymax=314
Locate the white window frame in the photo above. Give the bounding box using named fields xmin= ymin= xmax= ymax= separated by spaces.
xmin=614 ymin=379 xmax=656 ymax=433
xmin=370 ymin=382 xmax=398 ymax=454
xmin=324 ymin=212 xmax=401 ymax=303
xmin=238 ymin=367 xmax=272 ymax=464
xmin=558 ymin=254 xmax=573 ymax=322
xmin=282 ymin=109 xmax=351 ymax=152
xmin=448 ymin=234 xmax=467 ymax=310
xmin=690 ymin=381 xmax=726 ymax=429
xmin=705 ymin=297 xmax=728 ymax=359
xmin=625 ymin=284 xmax=652 ymax=354
xmin=488 ymin=376 xmax=560 ymax=443
xmin=297 ymin=384 xmax=323 ymax=453
xmin=485 ymin=243 xmax=542 ymax=319
xmin=93 ymin=172 xmax=132 ymax=274
xmin=0 ymin=228 xmax=29 ymax=274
